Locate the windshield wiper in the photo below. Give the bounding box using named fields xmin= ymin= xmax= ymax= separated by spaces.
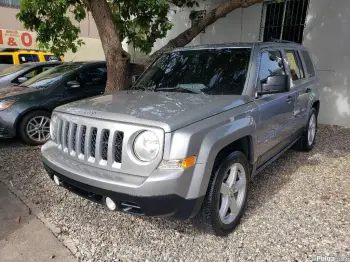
xmin=132 ymin=84 xmax=148 ymax=91
xmin=155 ymin=86 xmax=200 ymax=94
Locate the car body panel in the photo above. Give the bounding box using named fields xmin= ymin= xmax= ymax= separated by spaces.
xmin=41 ymin=42 xmax=320 ymax=219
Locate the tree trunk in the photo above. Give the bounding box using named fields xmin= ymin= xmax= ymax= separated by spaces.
xmin=147 ymin=0 xmax=264 ymax=65
xmin=86 ymin=0 xmax=130 ymax=93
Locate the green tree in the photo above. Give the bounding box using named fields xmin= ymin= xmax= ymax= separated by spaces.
xmin=17 ymin=0 xmax=264 ymax=92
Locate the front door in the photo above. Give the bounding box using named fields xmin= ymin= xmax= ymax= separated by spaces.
xmin=62 ymin=65 xmax=107 ymax=105
xmin=255 ymin=49 xmax=296 ymax=167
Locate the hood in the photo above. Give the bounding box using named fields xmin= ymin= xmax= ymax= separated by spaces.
xmin=0 ymin=86 xmax=38 ymax=100
xmin=56 ymin=91 xmax=250 ymax=132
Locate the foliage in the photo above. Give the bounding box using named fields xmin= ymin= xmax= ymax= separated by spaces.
xmin=17 ymin=0 xmax=199 ymax=56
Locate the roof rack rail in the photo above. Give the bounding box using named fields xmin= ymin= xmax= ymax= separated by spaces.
xmin=0 ymin=48 xmax=46 ymax=52
xmin=265 ymin=38 xmax=298 ymax=44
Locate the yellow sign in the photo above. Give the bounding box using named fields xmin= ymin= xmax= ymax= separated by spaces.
xmin=0 ymin=29 xmax=38 ymax=50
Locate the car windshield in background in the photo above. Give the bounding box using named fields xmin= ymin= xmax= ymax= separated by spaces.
xmin=20 ymin=63 xmax=80 ymax=89
xmin=135 ymin=48 xmax=251 ymax=95
xmin=0 ymin=64 xmax=31 ymax=77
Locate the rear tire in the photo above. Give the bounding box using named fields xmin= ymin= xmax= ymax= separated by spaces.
xmin=193 ymin=151 xmax=249 ymax=236
xmin=18 ymin=110 xmax=51 ymax=146
xmin=293 ymin=108 xmax=317 ymax=152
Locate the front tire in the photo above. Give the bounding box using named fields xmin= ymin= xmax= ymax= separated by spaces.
xmin=194 ymin=151 xmax=249 ymax=236
xmin=18 ymin=110 xmax=51 ymax=146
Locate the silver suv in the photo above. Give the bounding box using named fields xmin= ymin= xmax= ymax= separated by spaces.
xmin=42 ymin=41 xmax=320 ymax=236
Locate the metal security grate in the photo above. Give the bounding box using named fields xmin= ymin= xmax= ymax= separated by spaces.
xmin=0 ymin=0 xmax=20 ymax=8
xmin=260 ymin=0 xmax=310 ymax=44
xmin=114 ymin=131 xmax=124 ymax=163
xmin=90 ymin=128 xmax=97 ymax=158
xmin=81 ymin=126 xmax=86 ymax=155
xmin=101 ymin=130 xmax=110 ymax=161
xmin=72 ymin=124 xmax=77 ymax=151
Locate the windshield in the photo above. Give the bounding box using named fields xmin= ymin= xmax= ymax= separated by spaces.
xmin=20 ymin=63 xmax=80 ymax=89
xmin=0 ymin=64 xmax=31 ymax=76
xmin=135 ymin=48 xmax=251 ymax=95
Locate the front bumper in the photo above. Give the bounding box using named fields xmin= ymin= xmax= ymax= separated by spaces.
xmin=42 ymin=141 xmax=205 ymax=219
xmin=0 ymin=109 xmax=18 ymax=138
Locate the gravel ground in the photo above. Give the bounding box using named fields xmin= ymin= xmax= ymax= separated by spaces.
xmin=0 ymin=125 xmax=349 ymax=262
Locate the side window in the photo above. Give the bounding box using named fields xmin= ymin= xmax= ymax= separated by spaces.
xmin=285 ymin=50 xmax=305 ymax=82
xmin=44 ymin=55 xmax=60 ymax=62
xmin=22 ymin=68 xmax=40 ymax=79
xmin=301 ymin=51 xmax=315 ymax=77
xmin=78 ymin=67 xmax=107 ymax=86
xmin=0 ymin=55 xmax=14 ymax=64
xmin=259 ymin=50 xmax=286 ymax=84
xmin=18 ymin=54 xmax=40 ymax=64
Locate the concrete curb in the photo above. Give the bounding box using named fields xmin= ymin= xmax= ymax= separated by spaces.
xmin=0 ymin=179 xmax=78 ymax=257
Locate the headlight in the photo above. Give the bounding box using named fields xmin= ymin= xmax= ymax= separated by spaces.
xmin=0 ymin=100 xmax=16 ymax=111
xmin=50 ymin=114 xmax=58 ymax=141
xmin=133 ymin=131 xmax=160 ymax=162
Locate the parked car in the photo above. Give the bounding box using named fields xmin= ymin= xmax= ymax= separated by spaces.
xmin=0 ymin=61 xmax=106 ymax=145
xmin=0 ymin=62 xmax=62 ymax=88
xmin=42 ymin=41 xmax=319 ymax=236
xmin=0 ymin=49 xmax=64 ymax=71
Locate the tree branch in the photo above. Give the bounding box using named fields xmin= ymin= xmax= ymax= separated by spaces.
xmin=147 ymin=0 xmax=264 ymax=64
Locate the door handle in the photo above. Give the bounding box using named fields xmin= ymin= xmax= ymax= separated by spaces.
xmin=305 ymin=88 xmax=312 ymax=93
xmin=286 ymin=95 xmax=294 ymax=103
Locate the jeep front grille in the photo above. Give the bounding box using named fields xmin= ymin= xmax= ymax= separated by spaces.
xmin=56 ymin=119 xmax=124 ymax=167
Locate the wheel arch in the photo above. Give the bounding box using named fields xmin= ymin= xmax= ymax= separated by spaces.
xmin=15 ymin=107 xmax=52 ymax=135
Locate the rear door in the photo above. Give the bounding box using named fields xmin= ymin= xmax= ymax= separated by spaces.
xmin=284 ymin=49 xmax=309 ymax=132
xmin=255 ymin=49 xmax=295 ymax=166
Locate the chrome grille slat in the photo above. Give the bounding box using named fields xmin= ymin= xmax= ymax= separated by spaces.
xmin=55 ymin=117 xmax=125 ymax=168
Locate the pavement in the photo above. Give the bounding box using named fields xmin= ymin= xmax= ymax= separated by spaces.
xmin=0 ymin=182 xmax=76 ymax=262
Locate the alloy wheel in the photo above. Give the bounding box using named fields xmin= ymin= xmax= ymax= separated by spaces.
xmin=26 ymin=116 xmax=51 ymax=143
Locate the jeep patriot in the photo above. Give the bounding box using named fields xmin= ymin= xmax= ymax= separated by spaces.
xmin=42 ymin=41 xmax=320 ymax=235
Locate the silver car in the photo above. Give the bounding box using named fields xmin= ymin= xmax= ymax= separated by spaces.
xmin=42 ymin=41 xmax=320 ymax=235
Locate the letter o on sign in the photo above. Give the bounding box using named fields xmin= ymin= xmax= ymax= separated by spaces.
xmin=21 ymin=32 xmax=32 ymax=47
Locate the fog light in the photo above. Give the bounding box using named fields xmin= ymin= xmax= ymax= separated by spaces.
xmin=53 ymin=175 xmax=61 ymax=186
xmin=105 ymin=197 xmax=117 ymax=211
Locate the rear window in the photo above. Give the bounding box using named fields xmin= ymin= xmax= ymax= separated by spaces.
xmin=18 ymin=54 xmax=40 ymax=64
xmin=0 ymin=55 xmax=14 ymax=64
xmin=44 ymin=55 xmax=61 ymax=61
xmin=301 ymin=51 xmax=315 ymax=77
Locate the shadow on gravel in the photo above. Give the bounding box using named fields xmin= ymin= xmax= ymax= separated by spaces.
xmin=245 ymin=124 xmax=350 ymax=217
xmin=0 ymin=138 xmax=29 ymax=149
xmin=142 ymin=125 xmax=350 ymax=235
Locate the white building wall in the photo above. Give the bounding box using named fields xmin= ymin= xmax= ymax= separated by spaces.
xmin=303 ymin=0 xmax=350 ymax=127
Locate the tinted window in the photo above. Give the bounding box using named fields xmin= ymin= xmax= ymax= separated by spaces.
xmin=135 ymin=48 xmax=251 ymax=95
xmin=19 ymin=54 xmax=40 ymax=64
xmin=79 ymin=67 xmax=107 ymax=86
xmin=0 ymin=55 xmax=14 ymax=64
xmin=259 ymin=51 xmax=286 ymax=83
xmin=20 ymin=63 xmax=81 ymax=89
xmin=286 ymin=50 xmax=305 ymax=82
xmin=301 ymin=51 xmax=315 ymax=77
xmin=44 ymin=55 xmax=60 ymax=62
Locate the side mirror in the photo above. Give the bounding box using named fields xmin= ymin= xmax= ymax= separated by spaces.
xmin=17 ymin=77 xmax=28 ymax=83
xmin=132 ymin=75 xmax=140 ymax=83
xmin=66 ymin=80 xmax=81 ymax=89
xmin=259 ymin=75 xmax=289 ymax=95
